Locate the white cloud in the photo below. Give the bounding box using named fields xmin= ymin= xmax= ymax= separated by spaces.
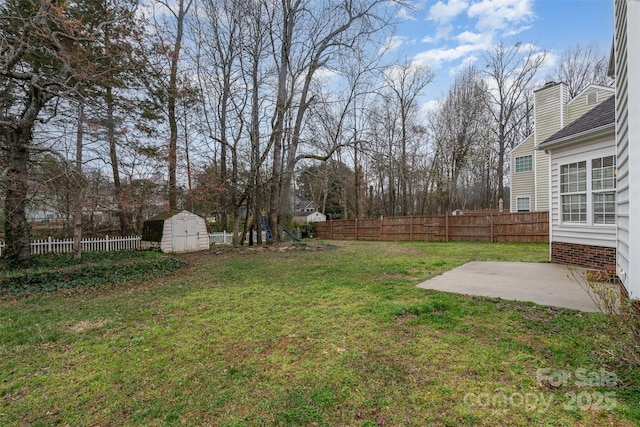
xmin=384 ymin=62 xmax=431 ymax=83
xmin=313 ymin=67 xmax=339 ymax=82
xmin=428 ymin=0 xmax=469 ymax=24
xmin=412 ymin=44 xmax=479 ymax=68
xmin=467 ymin=0 xmax=534 ymax=32
xmin=420 ymin=99 xmax=441 ymax=117
xmin=543 ymin=52 xmax=559 ymax=71
xmin=455 ymin=30 xmax=492 ymax=48
xmin=504 ymin=25 xmax=532 ymax=38
xmin=448 ymin=55 xmax=479 ymax=76
xmin=380 ymin=36 xmax=407 ymax=54
xmin=435 ymin=24 xmax=454 ymax=40
xmin=422 ymin=35 xmax=435 ymax=43
xmin=397 ymin=7 xmax=417 ymax=21
xmin=517 ymin=42 xmax=542 ymax=53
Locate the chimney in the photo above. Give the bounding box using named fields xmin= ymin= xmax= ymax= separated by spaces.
xmin=533 ymin=82 xmax=568 ymax=148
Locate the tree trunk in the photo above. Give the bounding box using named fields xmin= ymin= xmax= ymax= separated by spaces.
xmin=497 ymin=123 xmax=506 ymax=205
xmin=4 ymin=130 xmax=32 ymax=265
xmin=73 ymin=103 xmax=85 ymax=260
xmin=107 ymin=85 xmax=128 ymax=235
xmin=251 ymin=55 xmax=262 ymax=245
xmin=167 ymin=0 xmax=192 ymax=210
xmin=2 ymin=87 xmax=50 ymax=265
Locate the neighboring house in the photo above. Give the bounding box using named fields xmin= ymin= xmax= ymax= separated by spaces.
xmin=613 ymin=0 xmax=639 ymax=298
xmin=293 ymin=200 xmax=317 ymax=214
xmin=510 ymin=83 xmax=615 ymax=212
xmin=538 ymin=96 xmax=616 ymax=271
xmin=293 ymin=211 xmax=327 ymax=224
xmin=292 ymin=201 xmax=326 ymax=224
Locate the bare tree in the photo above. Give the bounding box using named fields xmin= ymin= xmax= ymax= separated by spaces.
xmin=482 ymin=41 xmax=546 ymax=206
xmin=550 ymin=42 xmax=613 ymax=99
xmin=149 ymin=0 xmax=194 ymax=210
xmin=382 ymin=62 xmax=434 ymax=215
xmin=266 ymin=0 xmax=396 ymax=239
xmin=431 ymin=66 xmax=489 ymax=210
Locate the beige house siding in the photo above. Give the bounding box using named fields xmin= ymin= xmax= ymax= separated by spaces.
xmin=532 ymin=83 xmax=568 ymax=212
xmin=511 ymin=83 xmax=615 ymax=214
xmin=549 ymin=134 xmax=617 ymax=249
xmin=615 ymin=0 xmax=639 ymax=298
xmin=567 ymin=86 xmax=615 ymax=123
xmin=534 ymin=150 xmax=550 ymax=211
xmin=534 ymin=83 xmax=568 ymax=145
xmin=510 ymin=135 xmax=536 ymax=212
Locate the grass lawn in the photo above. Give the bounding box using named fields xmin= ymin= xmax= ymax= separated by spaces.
xmin=1 ymin=241 xmax=639 ymax=426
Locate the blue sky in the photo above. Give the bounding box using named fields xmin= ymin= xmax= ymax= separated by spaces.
xmin=388 ymin=0 xmax=614 ymax=106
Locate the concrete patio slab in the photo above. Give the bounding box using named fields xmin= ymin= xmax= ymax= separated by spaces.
xmin=416 ymin=261 xmax=613 ymax=312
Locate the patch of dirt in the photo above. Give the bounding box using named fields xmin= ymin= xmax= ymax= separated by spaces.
xmin=380 ymin=273 xmax=407 ymax=281
xmin=177 ymin=241 xmax=339 ymax=265
xmin=67 ymin=319 xmax=108 ymax=332
xmin=395 ymin=313 xmax=419 ymax=324
xmin=378 ymin=245 xmax=424 ymax=256
xmin=380 ymin=270 xmax=425 ymax=282
xmin=521 ymin=306 xmax=566 ymax=322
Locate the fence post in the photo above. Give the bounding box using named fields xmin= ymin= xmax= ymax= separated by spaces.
xmin=445 ymin=212 xmax=449 ymax=242
xmin=490 ymin=212 xmax=494 ymax=243
xmin=48 ymin=236 xmax=52 ymax=253
xmin=355 ymin=218 xmax=358 ymax=241
xmin=410 ymin=216 xmax=413 ymax=241
xmin=106 ymin=235 xmax=110 ymax=251
xmin=330 ymin=220 xmax=333 ymax=240
xmin=379 ymin=216 xmax=383 ymax=240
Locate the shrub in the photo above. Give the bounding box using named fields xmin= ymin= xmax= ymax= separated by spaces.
xmin=572 ymin=268 xmax=640 ymax=367
xmin=0 ymin=251 xmax=186 ymax=296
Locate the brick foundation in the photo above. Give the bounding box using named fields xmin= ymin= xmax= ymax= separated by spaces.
xmin=551 ymin=241 xmax=617 ymax=270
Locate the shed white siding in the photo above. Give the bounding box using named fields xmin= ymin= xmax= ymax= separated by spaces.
xmin=615 ymin=0 xmax=640 ymax=298
xmin=549 ymin=135 xmax=617 ymax=248
xmin=510 ymin=135 xmax=536 ymax=212
xmin=159 ymin=211 xmax=209 ymax=253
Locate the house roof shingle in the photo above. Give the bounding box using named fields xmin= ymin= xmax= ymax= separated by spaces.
xmin=539 ymin=95 xmax=615 ymax=149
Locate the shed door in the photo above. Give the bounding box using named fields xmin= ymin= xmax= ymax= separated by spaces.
xmin=173 ymin=216 xmax=199 ymax=252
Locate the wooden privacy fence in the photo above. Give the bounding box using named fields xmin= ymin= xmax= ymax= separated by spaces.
xmin=313 ymin=211 xmax=549 ymax=243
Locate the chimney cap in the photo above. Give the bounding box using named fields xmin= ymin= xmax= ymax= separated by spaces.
xmin=534 ymin=81 xmax=563 ymax=93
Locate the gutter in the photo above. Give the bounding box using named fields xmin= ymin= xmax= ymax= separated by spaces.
xmin=536 ymin=123 xmax=615 ymax=152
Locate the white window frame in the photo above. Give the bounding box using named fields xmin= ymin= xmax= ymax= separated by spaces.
xmin=514 ymin=155 xmax=533 ymax=173
xmin=559 ymin=156 xmax=616 ymax=226
xmin=516 ymin=197 xmax=531 ymax=212
xmin=560 ymin=161 xmax=587 ymax=223
xmin=591 ymin=155 xmax=616 ymax=225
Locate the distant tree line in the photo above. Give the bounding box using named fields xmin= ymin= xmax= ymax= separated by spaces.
xmin=0 ymin=0 xmax=612 ymax=264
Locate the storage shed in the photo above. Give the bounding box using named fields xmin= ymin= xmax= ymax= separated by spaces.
xmin=141 ymin=210 xmax=209 ymax=253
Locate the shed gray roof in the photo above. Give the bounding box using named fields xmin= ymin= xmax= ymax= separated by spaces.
xmin=539 ymin=95 xmax=615 ymax=149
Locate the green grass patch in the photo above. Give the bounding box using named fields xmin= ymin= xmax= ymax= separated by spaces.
xmin=0 ymin=241 xmax=638 ymax=426
xmin=0 ymin=250 xmax=185 ymax=295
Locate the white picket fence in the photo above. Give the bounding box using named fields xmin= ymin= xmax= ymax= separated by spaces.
xmin=0 ymin=231 xmax=269 ymax=256
xmin=208 ymin=230 xmax=268 ymax=245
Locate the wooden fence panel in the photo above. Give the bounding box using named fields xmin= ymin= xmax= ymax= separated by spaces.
xmin=313 ymin=211 xmax=548 ymax=243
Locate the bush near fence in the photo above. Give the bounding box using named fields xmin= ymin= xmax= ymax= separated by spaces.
xmin=313 ymin=211 xmax=549 ymax=243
